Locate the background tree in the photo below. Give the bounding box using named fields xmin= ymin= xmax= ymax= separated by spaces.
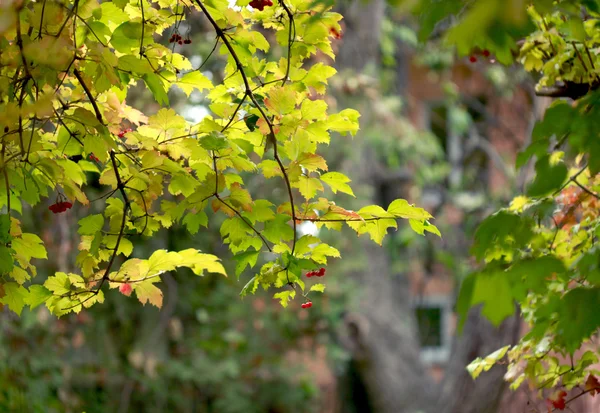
xmin=4 ymin=0 xmax=600 ymax=412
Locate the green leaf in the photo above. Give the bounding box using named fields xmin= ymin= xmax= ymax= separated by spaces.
xmin=143 ymin=73 xmax=169 ymax=106
xmin=147 ymin=249 xmax=182 ymax=275
xmin=320 ymin=172 xmax=355 ymax=196
xmin=408 ymin=219 xmax=441 ymax=237
xmin=183 ymin=212 xmax=208 ymax=234
xmin=273 ymin=290 xmax=295 ymax=307
xmin=44 ymin=272 xmax=71 ymax=295
xmin=470 ymin=269 xmax=515 ymax=326
xmin=24 ymin=285 xmax=53 ymax=309
xmin=118 ymin=55 xmax=153 ymax=74
xmin=293 ymin=176 xmax=323 ymax=200
xmin=78 ymin=214 xmax=105 ymax=235
xmin=111 ymin=22 xmax=149 ymax=53
xmin=526 ymin=156 xmax=568 ymax=197
xmin=148 ymin=108 xmax=187 ymax=132
xmin=0 ymin=246 xmax=14 ymax=275
xmin=177 ymin=71 xmax=213 ymax=96
xmin=556 ymin=288 xmax=600 ymax=353
xmin=471 ymin=211 xmax=533 ymax=262
xmin=264 ymin=215 xmax=294 ymax=243
xmin=388 ymin=199 xmax=432 ymax=220
xmin=327 ymin=109 xmax=360 ymax=136
xmin=0 ymin=214 xmax=11 ymax=244
xmin=12 ymin=233 xmax=47 ymax=260
xmin=179 ymin=249 xmax=227 ymax=276
xmin=234 ymin=250 xmax=260 ymax=277
xmin=467 ymin=346 xmax=510 ymax=379
xmin=309 ymin=283 xmax=326 ymax=293
xmin=200 ymin=132 xmax=229 ymax=150
xmin=240 ymin=275 xmax=259 ymax=297
xmin=506 ymin=255 xmax=566 ymax=298
xmin=264 ymin=86 xmax=297 ymax=115
xmin=0 ymin=282 xmax=28 ymax=315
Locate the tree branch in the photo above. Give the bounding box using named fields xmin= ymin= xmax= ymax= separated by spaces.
xmin=196 ymin=0 xmax=298 ymax=254
xmin=73 ymin=68 xmax=104 ymax=124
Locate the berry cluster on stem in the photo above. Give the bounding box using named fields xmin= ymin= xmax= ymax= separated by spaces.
xmin=469 ymin=49 xmax=492 ymax=63
xmin=49 ymin=200 xmax=73 ymax=214
xmin=249 ymin=0 xmax=273 ymax=11
xmin=305 ymin=267 xmax=326 ymax=278
xmin=168 ymin=33 xmax=191 ymax=45
xmin=117 ymin=128 xmax=133 ymax=139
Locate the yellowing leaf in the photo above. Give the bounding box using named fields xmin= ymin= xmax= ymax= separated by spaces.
xmin=177 ymin=71 xmax=214 ymax=96
xmin=0 ymin=282 xmax=28 ymax=315
xmin=264 ymin=86 xmax=297 ymax=116
xmin=273 ymin=290 xmax=295 ymax=307
xmin=387 ymin=199 xmax=432 ymax=220
xmin=293 ymin=176 xmax=324 ymax=200
xmin=321 ymin=172 xmax=354 ymax=196
xmin=327 ymin=109 xmax=360 ymax=136
xmin=135 ymin=280 xmax=163 ymax=308
xmin=297 ymin=153 xmax=328 ymax=172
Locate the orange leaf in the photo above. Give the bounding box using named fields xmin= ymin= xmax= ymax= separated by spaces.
xmin=585 ymin=374 xmax=600 ymax=396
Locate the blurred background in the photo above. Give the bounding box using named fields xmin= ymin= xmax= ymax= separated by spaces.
xmin=2 ymin=1 xmax=592 ymax=412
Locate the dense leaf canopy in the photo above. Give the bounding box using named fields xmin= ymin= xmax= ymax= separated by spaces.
xmin=413 ymin=0 xmax=600 ymax=407
xmin=0 ymin=0 xmax=437 ymax=316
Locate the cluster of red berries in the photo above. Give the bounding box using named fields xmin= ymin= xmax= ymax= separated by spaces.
xmin=469 ymin=49 xmax=491 ymax=63
xmin=117 ymin=128 xmax=133 ymax=139
xmin=49 ymin=200 xmax=73 ymax=214
xmin=249 ymin=0 xmax=273 ymax=11
xmin=301 ymin=301 xmax=313 ymax=309
xmin=306 ymin=267 xmax=326 ymax=278
xmin=168 ymin=33 xmax=191 ymax=45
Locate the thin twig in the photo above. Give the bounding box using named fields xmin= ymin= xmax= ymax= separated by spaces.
xmin=196 ymin=0 xmax=298 ymax=255
xmin=1 ymin=141 xmax=10 ymax=220
xmin=73 ymin=68 xmax=104 ymax=124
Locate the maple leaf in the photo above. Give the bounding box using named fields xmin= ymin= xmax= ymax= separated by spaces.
xmin=585 ymin=374 xmax=600 ymax=396
xmin=547 ymin=390 xmax=567 ymax=411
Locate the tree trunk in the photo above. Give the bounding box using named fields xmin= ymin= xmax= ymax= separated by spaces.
xmin=341 ymin=240 xmax=434 ymax=413
xmin=435 ymin=309 xmax=521 ymax=413
xmin=333 ymin=1 xmax=521 ymax=412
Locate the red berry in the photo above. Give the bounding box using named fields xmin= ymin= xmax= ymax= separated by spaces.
xmin=249 ymin=0 xmax=268 ymax=10
xmin=317 ymin=267 xmax=326 ymax=277
xmin=184 ymin=39 xmax=191 ymax=44
xmin=301 ymin=301 xmax=312 ymax=309
xmin=119 ymin=283 xmax=133 ymax=296
xmin=469 ymin=55 xmax=477 ymax=63
xmin=178 ymin=40 xmax=183 ymax=45
xmin=49 ymin=200 xmax=73 ymax=214
xmin=482 ymin=49 xmax=490 ymax=57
